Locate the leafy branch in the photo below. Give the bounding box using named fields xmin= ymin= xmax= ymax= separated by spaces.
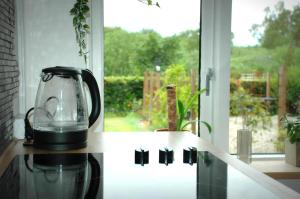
xmin=138 ymin=0 xmax=160 ymax=7
xmin=70 ymin=0 xmax=90 ymax=65
xmin=176 ymin=89 xmax=212 ymax=133
xmin=283 ymin=116 xmax=300 ymax=144
xmin=230 ymin=88 xmax=271 ymax=132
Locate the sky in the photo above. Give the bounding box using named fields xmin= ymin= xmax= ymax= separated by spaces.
xmin=104 ymin=0 xmax=300 ymax=47
xmin=231 ymin=0 xmax=300 ymax=46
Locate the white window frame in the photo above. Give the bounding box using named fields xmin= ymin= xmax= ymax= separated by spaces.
xmin=200 ymin=0 xmax=232 ymax=152
xmin=89 ymin=0 xmax=104 ymax=132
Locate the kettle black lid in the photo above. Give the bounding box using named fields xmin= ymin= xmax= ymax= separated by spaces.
xmin=42 ymin=66 xmax=81 ymax=75
xmin=33 ymin=153 xmax=87 ymax=166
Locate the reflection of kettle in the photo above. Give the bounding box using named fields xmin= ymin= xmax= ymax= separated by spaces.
xmin=24 ymin=66 xmax=101 ymax=150
xmin=26 ymin=154 xmax=100 ymax=199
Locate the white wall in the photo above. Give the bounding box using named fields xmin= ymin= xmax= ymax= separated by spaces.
xmin=20 ymin=0 xmax=87 ymax=109
xmin=15 ymin=0 xmax=104 ymax=136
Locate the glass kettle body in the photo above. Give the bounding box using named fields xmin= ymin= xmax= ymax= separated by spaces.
xmin=32 ymin=67 xmax=101 ymax=150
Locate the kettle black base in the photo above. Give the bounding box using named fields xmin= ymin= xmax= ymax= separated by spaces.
xmin=33 ymin=130 xmax=88 ymax=150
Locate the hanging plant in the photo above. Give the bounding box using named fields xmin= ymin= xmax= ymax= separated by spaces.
xmin=70 ymin=0 xmax=90 ymax=64
xmin=138 ymin=0 xmax=160 ymax=7
xmin=70 ymin=0 xmax=158 ymax=64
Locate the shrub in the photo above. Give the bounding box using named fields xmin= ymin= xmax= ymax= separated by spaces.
xmin=230 ymin=80 xmax=266 ymax=96
xmin=230 ymin=68 xmax=300 ymax=115
xmin=240 ymin=81 xmax=266 ymax=96
xmin=230 ymin=88 xmax=271 ymax=132
xmin=287 ymin=66 xmax=300 ymax=114
xmin=104 ymin=76 xmax=143 ymax=114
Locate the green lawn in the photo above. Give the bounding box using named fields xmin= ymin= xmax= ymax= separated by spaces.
xmin=104 ymin=112 xmax=151 ymax=132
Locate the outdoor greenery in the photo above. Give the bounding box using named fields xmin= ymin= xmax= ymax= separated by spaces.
xmin=231 ymin=46 xmax=300 ymax=114
xmin=105 ymin=112 xmax=149 ymax=132
xmin=104 ymin=27 xmax=199 ymax=76
xmin=103 ymin=1 xmax=300 ymax=153
xmin=283 ymin=116 xmax=300 ymax=144
xmin=138 ymin=0 xmax=160 ymax=7
xmin=230 ymin=88 xmax=271 ymax=132
xmin=176 ymin=89 xmax=211 ymax=132
xmin=104 ymin=76 xmax=143 ymax=114
xmin=148 ymin=64 xmax=196 ymax=129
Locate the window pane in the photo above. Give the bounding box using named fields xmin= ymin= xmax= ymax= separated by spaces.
xmin=104 ymin=0 xmax=200 ymax=132
xmin=230 ymin=0 xmax=300 ymax=154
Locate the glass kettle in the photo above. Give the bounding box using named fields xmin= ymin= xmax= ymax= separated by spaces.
xmin=26 ymin=66 xmax=101 ymax=150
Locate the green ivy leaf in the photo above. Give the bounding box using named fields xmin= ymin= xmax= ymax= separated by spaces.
xmin=70 ymin=8 xmax=77 ymax=15
xmin=176 ymin=100 xmax=185 ymax=130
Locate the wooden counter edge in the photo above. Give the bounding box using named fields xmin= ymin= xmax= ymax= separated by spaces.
xmin=0 ymin=139 xmax=19 ymax=176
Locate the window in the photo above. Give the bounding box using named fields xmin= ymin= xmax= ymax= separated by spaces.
xmin=230 ymin=0 xmax=300 ymax=154
xmin=103 ymin=0 xmax=201 ymax=133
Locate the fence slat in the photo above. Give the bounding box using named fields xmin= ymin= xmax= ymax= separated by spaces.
xmin=143 ymin=71 xmax=161 ymax=120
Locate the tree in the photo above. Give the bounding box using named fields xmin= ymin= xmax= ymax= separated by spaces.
xmin=104 ymin=27 xmax=133 ymax=75
xmin=251 ymin=1 xmax=300 ymax=50
xmin=104 ymin=27 xmax=199 ymax=76
xmin=176 ymin=30 xmax=200 ymax=70
xmin=133 ymin=30 xmax=163 ymax=74
xmin=250 ymin=2 xmax=300 ymax=49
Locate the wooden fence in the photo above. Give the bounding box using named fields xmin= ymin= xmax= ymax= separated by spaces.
xmin=143 ymin=71 xmax=161 ymax=119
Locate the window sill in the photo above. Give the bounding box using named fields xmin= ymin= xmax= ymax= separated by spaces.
xmin=251 ymin=158 xmax=300 ymax=179
xmin=251 ymin=154 xmax=285 ymax=161
xmin=232 ymin=154 xmax=300 ymax=179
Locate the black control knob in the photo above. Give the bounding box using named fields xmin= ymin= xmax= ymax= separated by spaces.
xmin=159 ymin=148 xmax=174 ymax=165
xmin=183 ymin=147 xmax=197 ymax=165
xmin=135 ymin=149 xmax=149 ymax=166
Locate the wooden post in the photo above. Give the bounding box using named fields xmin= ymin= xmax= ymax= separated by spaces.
xmin=266 ymin=72 xmax=270 ymax=98
xmin=143 ymin=72 xmax=150 ymax=119
xmin=278 ymin=65 xmax=287 ymax=128
xmin=266 ymin=72 xmax=271 ymax=110
xmin=149 ymin=72 xmax=154 ymax=120
xmin=153 ymin=72 xmax=160 ymax=110
xmin=167 ymin=85 xmax=177 ymax=131
xmin=143 ymin=71 xmax=161 ymax=121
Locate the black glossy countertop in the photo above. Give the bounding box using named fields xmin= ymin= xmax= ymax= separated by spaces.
xmin=0 ymin=132 xmax=299 ymax=199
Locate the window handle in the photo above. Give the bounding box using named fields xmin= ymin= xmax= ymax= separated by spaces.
xmin=205 ymin=68 xmax=214 ymax=96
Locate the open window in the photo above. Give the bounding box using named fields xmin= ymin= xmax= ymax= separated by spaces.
xmin=103 ymin=0 xmax=201 ymax=133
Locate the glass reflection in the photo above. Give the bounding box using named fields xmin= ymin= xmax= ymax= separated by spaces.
xmin=197 ymin=151 xmax=228 ymax=199
xmin=0 ymin=153 xmax=103 ymax=199
xmin=0 ymin=151 xmax=282 ymax=199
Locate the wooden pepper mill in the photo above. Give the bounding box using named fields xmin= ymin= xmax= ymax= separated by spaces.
xmin=166 ymin=85 xmax=177 ymax=131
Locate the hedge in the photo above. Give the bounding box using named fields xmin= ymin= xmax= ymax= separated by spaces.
xmin=104 ymin=76 xmax=299 ymax=115
xmin=230 ymin=78 xmax=300 ymax=114
xmin=104 ymin=76 xmax=143 ymax=113
xmin=230 ymin=80 xmax=266 ymax=96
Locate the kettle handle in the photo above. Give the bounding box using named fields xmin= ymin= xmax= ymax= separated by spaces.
xmin=85 ymin=154 xmax=101 ymax=199
xmin=81 ymin=69 xmax=101 ymax=127
xmin=24 ymin=107 xmax=34 ymax=145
